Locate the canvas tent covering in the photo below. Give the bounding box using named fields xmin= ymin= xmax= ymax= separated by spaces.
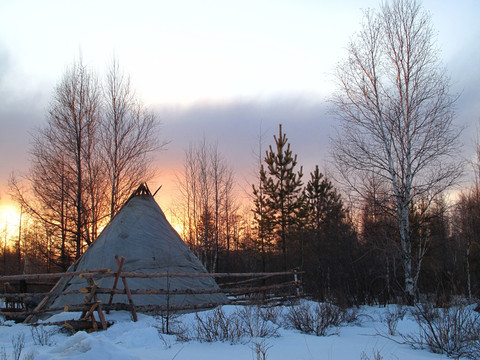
xmin=44 ymin=184 xmax=228 ymax=315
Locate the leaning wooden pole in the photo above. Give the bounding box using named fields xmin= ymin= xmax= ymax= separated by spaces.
xmin=115 ymin=255 xmax=137 ymax=322
xmin=23 ymin=277 xmax=63 ymax=324
xmin=106 ymin=255 xmax=125 ymax=314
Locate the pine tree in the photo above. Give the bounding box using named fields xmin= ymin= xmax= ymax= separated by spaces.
xmin=252 ymin=169 xmax=275 ymax=272
xmin=305 ymin=166 xmax=344 ymax=237
xmin=303 ymin=166 xmax=356 ymax=300
xmin=253 ymin=124 xmax=304 ymax=271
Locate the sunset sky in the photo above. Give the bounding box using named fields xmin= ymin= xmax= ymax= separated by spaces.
xmin=1 ymin=0 xmax=479 ymax=229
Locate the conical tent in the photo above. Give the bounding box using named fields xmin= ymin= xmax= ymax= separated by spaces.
xmin=45 ymin=184 xmax=228 ymax=314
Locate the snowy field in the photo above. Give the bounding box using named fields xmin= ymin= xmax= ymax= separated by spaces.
xmin=0 ymin=301 xmax=469 ymax=360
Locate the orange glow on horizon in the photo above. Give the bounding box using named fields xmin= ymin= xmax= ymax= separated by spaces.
xmin=0 ymin=204 xmax=20 ymax=243
xmin=170 ymin=220 xmax=185 ymax=238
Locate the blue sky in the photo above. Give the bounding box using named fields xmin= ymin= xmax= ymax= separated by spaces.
xmin=0 ymin=0 xmax=479 ymax=213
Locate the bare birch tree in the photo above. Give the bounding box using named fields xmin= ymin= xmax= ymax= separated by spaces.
xmin=38 ymin=59 xmax=102 ymax=260
xmin=102 ymin=58 xmax=164 ymax=219
xmin=332 ymin=0 xmax=462 ymax=303
xmin=10 ymin=59 xmax=103 ymax=264
xmin=221 ymin=168 xmax=237 ymax=270
xmin=174 ymin=139 xmax=236 ymax=272
xmin=22 ymin=137 xmax=76 ymax=269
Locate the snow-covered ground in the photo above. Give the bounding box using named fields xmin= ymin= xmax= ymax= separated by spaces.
xmin=0 ymin=302 xmax=461 ymax=360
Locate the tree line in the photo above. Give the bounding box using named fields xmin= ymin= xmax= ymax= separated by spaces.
xmin=2 ymin=0 xmax=477 ymax=306
xmin=5 ymin=120 xmax=478 ymax=306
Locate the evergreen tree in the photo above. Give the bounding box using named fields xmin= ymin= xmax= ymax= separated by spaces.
xmin=305 ymin=166 xmax=344 ymax=236
xmin=303 ymin=166 xmax=356 ymax=302
xmin=252 ymin=174 xmax=275 ymax=271
xmin=253 ymin=124 xmax=303 ymax=271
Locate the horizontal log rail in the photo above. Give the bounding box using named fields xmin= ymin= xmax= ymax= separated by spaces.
xmin=0 ymin=269 xmax=110 ymax=282
xmin=0 ymin=270 xmax=297 ymax=282
xmin=219 ymin=273 xmax=281 ymax=287
xmin=79 ymin=271 xmax=298 ymax=280
xmin=1 ymin=301 xmax=244 ymax=318
xmin=0 ymin=281 xmax=296 ymax=300
xmin=229 ymin=295 xmax=299 ymax=306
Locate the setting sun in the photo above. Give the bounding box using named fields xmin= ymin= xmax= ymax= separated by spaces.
xmin=0 ymin=204 xmax=20 ymax=236
xmin=171 ymin=221 xmax=185 ymax=237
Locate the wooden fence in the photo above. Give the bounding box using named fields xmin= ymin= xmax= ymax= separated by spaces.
xmin=0 ymin=256 xmax=301 ymax=330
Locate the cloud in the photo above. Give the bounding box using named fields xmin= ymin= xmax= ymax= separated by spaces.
xmin=0 ymin=106 xmax=44 ymax=184
xmin=159 ymin=96 xmax=332 ymax=167
xmin=0 ymin=43 xmax=11 ymax=99
xmin=0 ymin=46 xmax=48 ymax=189
xmin=450 ymin=46 xmax=480 ymax=124
xmin=152 ymin=95 xmax=334 ymax=206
